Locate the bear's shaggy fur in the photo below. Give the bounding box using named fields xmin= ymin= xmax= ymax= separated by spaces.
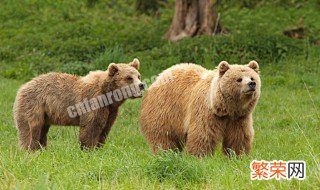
xmin=14 ymin=59 xmax=143 ymax=151
xmin=140 ymin=61 xmax=261 ymax=157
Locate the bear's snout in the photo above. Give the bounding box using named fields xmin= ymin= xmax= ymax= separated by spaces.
xmin=139 ymin=83 xmax=145 ymax=91
xmin=248 ymin=81 xmax=256 ymax=90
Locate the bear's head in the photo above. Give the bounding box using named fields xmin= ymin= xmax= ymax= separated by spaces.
xmin=213 ymin=60 xmax=261 ymax=116
xmin=107 ymin=58 xmax=145 ymax=99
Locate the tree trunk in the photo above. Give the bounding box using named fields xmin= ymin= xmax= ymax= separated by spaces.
xmin=165 ymin=0 xmax=223 ymax=41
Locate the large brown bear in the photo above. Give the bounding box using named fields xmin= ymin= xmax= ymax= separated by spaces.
xmin=14 ymin=58 xmax=145 ymax=151
xmin=140 ymin=61 xmax=261 ymax=157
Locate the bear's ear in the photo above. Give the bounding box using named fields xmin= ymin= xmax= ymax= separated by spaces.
xmin=247 ymin=60 xmax=259 ymax=73
xmin=108 ymin=63 xmax=118 ymax=76
xmin=129 ymin=58 xmax=140 ymax=70
xmin=218 ymin=61 xmax=230 ymax=76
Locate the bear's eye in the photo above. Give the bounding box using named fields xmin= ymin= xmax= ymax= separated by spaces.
xmin=138 ymin=75 xmax=141 ymax=80
xmin=251 ymin=77 xmax=254 ymax=81
xmin=237 ymin=78 xmax=242 ymax=82
xmin=126 ymin=76 xmax=133 ymax=81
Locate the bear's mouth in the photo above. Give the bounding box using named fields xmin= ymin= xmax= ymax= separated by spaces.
xmin=243 ymin=89 xmax=255 ymax=95
xmin=132 ymin=91 xmax=143 ymax=98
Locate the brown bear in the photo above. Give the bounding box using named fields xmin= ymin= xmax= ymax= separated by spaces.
xmin=140 ymin=61 xmax=261 ymax=157
xmin=14 ymin=58 xmax=145 ymax=151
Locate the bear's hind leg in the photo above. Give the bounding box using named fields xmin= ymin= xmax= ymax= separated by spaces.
xmin=40 ymin=124 xmax=50 ymax=148
xmin=16 ymin=116 xmax=30 ymax=150
xmin=28 ymin=119 xmax=45 ymax=151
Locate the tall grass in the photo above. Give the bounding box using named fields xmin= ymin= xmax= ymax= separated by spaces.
xmin=0 ymin=0 xmax=319 ymax=189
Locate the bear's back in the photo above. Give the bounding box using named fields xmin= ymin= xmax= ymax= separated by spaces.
xmin=15 ymin=73 xmax=81 ymax=124
xmin=141 ymin=63 xmax=213 ymax=137
xmin=149 ymin=63 xmax=207 ymax=89
xmin=81 ymin=70 xmax=107 ymax=84
xmin=18 ymin=72 xmax=80 ymax=99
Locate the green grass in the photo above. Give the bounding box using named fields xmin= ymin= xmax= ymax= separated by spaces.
xmin=0 ymin=55 xmax=319 ymax=189
xmin=0 ymin=0 xmax=320 ymax=189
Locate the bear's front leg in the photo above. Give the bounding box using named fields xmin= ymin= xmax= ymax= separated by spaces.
xmin=185 ymin=122 xmax=218 ymax=157
xmin=98 ymin=109 xmax=118 ymax=147
xmin=79 ymin=110 xmax=108 ymax=150
xmin=222 ymin=115 xmax=254 ymax=157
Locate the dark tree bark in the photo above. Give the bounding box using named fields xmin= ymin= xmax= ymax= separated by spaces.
xmin=165 ymin=0 xmax=223 ymax=41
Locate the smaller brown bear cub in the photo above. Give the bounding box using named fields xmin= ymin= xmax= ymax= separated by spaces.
xmin=14 ymin=58 xmax=144 ymax=151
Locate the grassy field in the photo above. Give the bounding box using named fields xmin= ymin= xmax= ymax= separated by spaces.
xmin=0 ymin=0 xmax=320 ymax=189
xmin=0 ymin=55 xmax=319 ymax=189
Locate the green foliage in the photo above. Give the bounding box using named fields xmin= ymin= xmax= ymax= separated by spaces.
xmin=1 ymin=0 xmax=320 ymax=79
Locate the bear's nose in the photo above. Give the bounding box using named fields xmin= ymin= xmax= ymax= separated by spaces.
xmin=139 ymin=83 xmax=145 ymax=90
xmin=248 ymin=81 xmax=256 ymax=89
